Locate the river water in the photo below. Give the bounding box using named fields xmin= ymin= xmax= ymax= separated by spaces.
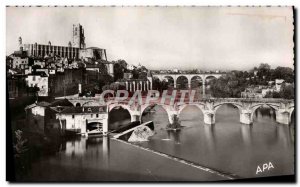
xmin=18 ymin=104 xmax=294 ymax=181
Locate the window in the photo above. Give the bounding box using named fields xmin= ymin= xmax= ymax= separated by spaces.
xmin=96 ymin=114 xmax=99 ymax=118
xmin=91 ymin=114 xmax=93 ymax=118
xmin=72 ymin=115 xmax=75 ymax=119
xmin=33 ymin=76 xmax=36 ymax=81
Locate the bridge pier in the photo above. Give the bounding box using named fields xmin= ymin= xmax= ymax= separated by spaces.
xmin=167 ymin=111 xmax=178 ymax=124
xmin=131 ymin=114 xmax=141 ymax=123
xmin=240 ymin=111 xmax=253 ymax=125
xmin=203 ymin=111 xmax=215 ymax=125
xmin=276 ymin=110 xmax=290 ymax=125
xmin=202 ymin=81 xmax=206 ymax=97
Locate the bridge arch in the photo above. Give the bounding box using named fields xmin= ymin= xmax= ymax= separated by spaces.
xmin=190 ymin=75 xmax=203 ymax=89
xmin=108 ymin=103 xmax=133 ymax=116
xmin=177 ymin=103 xmax=206 ymax=117
xmin=213 ymin=103 xmax=242 ymax=123
xmin=213 ymin=102 xmax=243 ymax=113
xmin=175 ymin=75 xmax=189 ymax=89
xmin=250 ymin=103 xmax=280 ymax=122
xmin=203 ymin=74 xmax=221 ymax=83
xmin=140 ymin=104 xmax=171 ymax=125
xmin=163 ymin=75 xmax=175 ymax=87
xmin=108 ymin=103 xmax=133 ymax=129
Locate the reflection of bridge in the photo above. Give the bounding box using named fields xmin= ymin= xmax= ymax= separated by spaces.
xmin=152 ymin=73 xmax=224 ymax=95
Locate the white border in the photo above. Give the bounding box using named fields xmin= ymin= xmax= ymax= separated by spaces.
xmin=1 ymin=0 xmax=298 ymax=187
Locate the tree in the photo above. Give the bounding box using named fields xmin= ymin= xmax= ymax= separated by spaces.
xmin=280 ymin=84 xmax=294 ymax=99
xmin=113 ymin=62 xmax=124 ymax=81
xmin=132 ymin=68 xmax=139 ymax=79
xmin=210 ymin=73 xmax=248 ymax=98
xmin=272 ymin=67 xmax=294 ymax=83
xmin=256 ymin=63 xmax=271 ymax=84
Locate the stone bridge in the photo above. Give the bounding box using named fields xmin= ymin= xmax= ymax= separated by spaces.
xmin=152 ymin=73 xmax=224 ymax=95
xmin=60 ymin=97 xmax=294 ymax=136
xmin=106 ymin=98 xmax=294 ymax=133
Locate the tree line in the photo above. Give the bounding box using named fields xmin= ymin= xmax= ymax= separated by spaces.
xmin=209 ymin=63 xmax=294 ymax=99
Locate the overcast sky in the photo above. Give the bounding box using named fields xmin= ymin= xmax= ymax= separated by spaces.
xmin=6 ymin=6 xmax=294 ymax=70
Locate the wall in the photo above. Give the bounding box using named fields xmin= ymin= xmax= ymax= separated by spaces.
xmin=49 ymin=68 xmax=85 ymax=97
xmin=58 ymin=112 xmax=108 ymax=133
xmin=26 ymin=106 xmax=46 ymax=133
xmin=26 ymin=75 xmax=49 ymax=96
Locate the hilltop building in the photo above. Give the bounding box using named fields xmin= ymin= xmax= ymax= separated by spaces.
xmin=18 ymin=24 xmax=107 ymax=61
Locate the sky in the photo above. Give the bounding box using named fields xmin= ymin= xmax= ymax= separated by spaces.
xmin=6 ymin=6 xmax=294 ymax=70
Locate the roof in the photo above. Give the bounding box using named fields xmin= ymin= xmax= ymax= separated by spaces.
xmin=85 ymin=47 xmax=104 ymax=50
xmin=49 ymin=99 xmax=73 ymax=107
xmin=49 ymin=106 xmax=67 ymax=113
xmin=25 ymin=101 xmax=50 ymax=110
xmin=27 ymin=71 xmax=48 ymax=77
xmin=60 ymin=106 xmax=107 ymax=114
xmin=11 ymin=50 xmax=28 ymax=58
xmin=275 ymin=79 xmax=285 ymax=84
xmin=96 ymin=59 xmax=113 ymax=64
xmin=36 ymin=101 xmax=51 ymax=107
xmin=85 ymin=64 xmax=102 ymax=68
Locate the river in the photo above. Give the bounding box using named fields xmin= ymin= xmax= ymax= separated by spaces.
xmin=17 ymin=104 xmax=294 ymax=181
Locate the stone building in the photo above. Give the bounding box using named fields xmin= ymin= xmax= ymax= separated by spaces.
xmin=25 ymin=101 xmax=51 ymax=133
xmin=56 ymin=106 xmax=108 ymax=135
xmin=19 ymin=24 xmax=110 ymax=62
xmin=275 ymin=79 xmax=285 ymax=92
xmin=79 ymin=47 xmax=107 ymax=61
xmin=25 ymin=72 xmax=49 ymax=96
xmin=9 ymin=50 xmax=29 ymax=70
xmin=7 ymin=74 xmax=32 ymax=99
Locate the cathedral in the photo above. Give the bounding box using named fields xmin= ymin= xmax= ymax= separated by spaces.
xmin=19 ymin=24 xmax=107 ymax=61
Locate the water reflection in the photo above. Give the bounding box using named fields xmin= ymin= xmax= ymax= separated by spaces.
xmin=204 ymin=124 xmax=216 ymax=152
xmin=167 ymin=130 xmax=181 ymax=144
xmin=65 ymin=137 xmax=86 ymax=157
xmin=275 ymin=124 xmax=292 ymax=149
xmin=254 ymin=106 xmax=276 ymax=120
xmin=102 ymin=136 xmax=110 ymax=168
xmin=240 ymin=124 xmax=253 ymax=146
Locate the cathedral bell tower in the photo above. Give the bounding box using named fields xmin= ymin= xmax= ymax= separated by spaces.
xmin=72 ymin=24 xmax=86 ymax=49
